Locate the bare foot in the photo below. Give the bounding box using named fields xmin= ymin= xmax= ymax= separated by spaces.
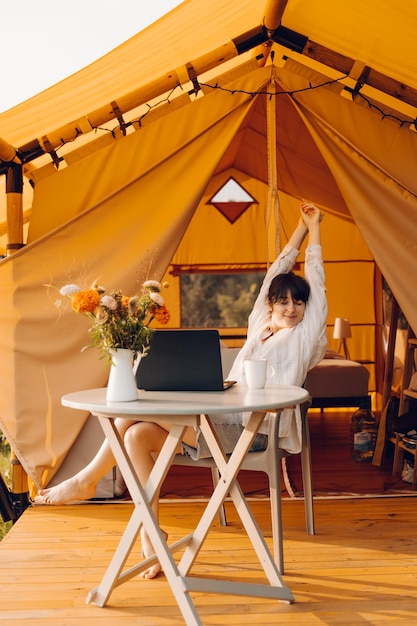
xmin=34 ymin=476 xmax=96 ymax=505
xmin=140 ymin=528 xmax=168 ymax=579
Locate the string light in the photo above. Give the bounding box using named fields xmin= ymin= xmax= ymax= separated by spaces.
xmin=103 ymin=74 xmax=417 ymax=136
xmin=344 ymin=86 xmax=417 ymax=129
xmin=198 ymin=72 xmax=349 ymax=98
xmin=55 ymin=69 xmax=416 ymax=162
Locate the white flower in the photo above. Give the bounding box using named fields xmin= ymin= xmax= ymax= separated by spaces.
xmin=100 ymin=295 xmax=118 ymax=311
xmin=150 ymin=292 xmax=164 ymax=306
xmin=59 ymin=284 xmax=81 ymax=296
xmin=143 ymin=280 xmax=161 ymax=291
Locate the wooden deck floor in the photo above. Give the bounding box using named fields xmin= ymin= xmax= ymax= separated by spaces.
xmin=1 ymin=496 xmax=417 ymax=625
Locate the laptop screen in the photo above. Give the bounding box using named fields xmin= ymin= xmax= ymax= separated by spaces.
xmin=136 ymin=329 xmax=232 ymax=391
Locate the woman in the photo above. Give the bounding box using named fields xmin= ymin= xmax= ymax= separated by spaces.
xmin=36 ymin=201 xmax=327 ymax=579
xmin=182 ymin=202 xmax=327 ymax=460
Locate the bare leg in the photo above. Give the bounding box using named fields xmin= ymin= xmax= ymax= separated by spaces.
xmin=34 ymin=418 xmax=137 ymax=504
xmin=124 ymin=421 xmax=196 ymax=579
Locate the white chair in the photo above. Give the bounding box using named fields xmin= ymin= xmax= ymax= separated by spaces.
xmin=173 ymin=398 xmax=314 ymax=574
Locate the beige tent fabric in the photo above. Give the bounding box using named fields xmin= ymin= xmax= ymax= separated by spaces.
xmin=283 ymin=67 xmax=417 ymax=329
xmin=283 ymin=0 xmax=417 ymax=91
xmin=0 ymin=78 xmax=260 ymax=488
xmin=28 ymin=68 xmax=269 ymax=241
xmin=316 ymin=134 xmax=417 ymax=331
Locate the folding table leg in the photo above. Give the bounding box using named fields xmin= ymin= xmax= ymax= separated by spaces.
xmin=89 ymin=416 xmax=204 ymax=625
xmin=178 ymin=411 xmax=294 ymax=602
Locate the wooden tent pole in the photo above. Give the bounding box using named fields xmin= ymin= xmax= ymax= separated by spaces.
xmin=372 ymin=297 xmax=399 ymax=466
xmin=0 ymin=140 xmax=28 ymax=517
xmin=9 ymin=454 xmax=29 ymax=519
xmin=0 ymin=136 xmax=24 ymax=254
xmin=382 ymin=298 xmax=400 ymax=410
xmin=5 ymin=164 xmax=24 ymax=255
xmin=254 ymin=0 xmax=289 ymax=65
xmin=262 ymin=0 xmax=289 ymax=33
xmin=266 ymin=70 xmax=280 ymax=258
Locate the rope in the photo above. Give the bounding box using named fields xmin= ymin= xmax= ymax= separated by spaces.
xmin=266 ymin=69 xmax=280 ymax=264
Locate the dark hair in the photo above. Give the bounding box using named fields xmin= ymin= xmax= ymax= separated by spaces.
xmin=267 ymin=272 xmax=310 ymax=305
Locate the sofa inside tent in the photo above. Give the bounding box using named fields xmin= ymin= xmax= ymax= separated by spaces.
xmin=0 ymin=0 xmax=416 ymax=495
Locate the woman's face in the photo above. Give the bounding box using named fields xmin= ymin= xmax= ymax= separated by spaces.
xmin=269 ymin=290 xmax=306 ymax=331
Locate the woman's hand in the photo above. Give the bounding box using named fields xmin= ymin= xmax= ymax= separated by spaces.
xmin=300 ymin=201 xmax=323 ymax=227
xmin=287 ymin=201 xmax=323 ymax=250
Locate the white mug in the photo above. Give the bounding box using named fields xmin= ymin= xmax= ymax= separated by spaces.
xmin=244 ymin=359 xmax=275 ymax=389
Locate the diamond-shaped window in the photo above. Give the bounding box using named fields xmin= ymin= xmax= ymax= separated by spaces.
xmin=207 ymin=177 xmax=257 ymax=224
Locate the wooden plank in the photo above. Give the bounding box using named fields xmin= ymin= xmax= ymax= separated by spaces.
xmin=1 ymin=497 xmax=417 ymax=624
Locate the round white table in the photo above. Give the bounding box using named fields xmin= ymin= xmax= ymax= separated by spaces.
xmin=62 ymin=384 xmax=309 ymax=625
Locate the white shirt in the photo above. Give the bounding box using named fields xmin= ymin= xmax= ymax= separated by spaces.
xmin=228 ymin=242 xmax=328 ymax=453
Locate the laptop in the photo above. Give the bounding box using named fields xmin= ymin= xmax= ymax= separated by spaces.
xmin=135 ymin=329 xmax=236 ymax=391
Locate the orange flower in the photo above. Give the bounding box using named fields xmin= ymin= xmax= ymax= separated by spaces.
xmin=152 ymin=304 xmax=171 ymax=324
xmin=71 ymin=289 xmax=101 ymax=313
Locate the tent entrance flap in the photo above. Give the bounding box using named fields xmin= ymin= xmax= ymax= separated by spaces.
xmin=0 ymin=72 xmax=268 ymax=489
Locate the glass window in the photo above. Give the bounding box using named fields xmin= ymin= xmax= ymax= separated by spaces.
xmin=180 ymin=272 xmax=264 ymax=328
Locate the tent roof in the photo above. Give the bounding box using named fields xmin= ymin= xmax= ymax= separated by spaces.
xmin=1 ymin=0 xmax=416 ymax=149
xmin=1 ymin=0 xmax=416 ymax=253
xmin=0 ymin=0 xmax=262 ymax=147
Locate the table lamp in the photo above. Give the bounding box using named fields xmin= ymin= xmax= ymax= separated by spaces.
xmin=333 ymin=317 xmax=352 ymax=359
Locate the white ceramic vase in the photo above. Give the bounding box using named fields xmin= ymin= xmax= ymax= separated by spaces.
xmin=106 ymin=348 xmax=139 ymax=402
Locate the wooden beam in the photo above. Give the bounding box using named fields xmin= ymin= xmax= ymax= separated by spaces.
xmin=35 ymin=34 xmax=417 ymax=157
xmin=14 ymin=28 xmax=268 ymax=162
xmin=0 ymin=137 xmax=21 ymax=166
xmin=302 ymin=39 xmax=417 ymax=110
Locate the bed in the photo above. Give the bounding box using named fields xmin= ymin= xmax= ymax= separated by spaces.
xmin=304 ymin=349 xmax=371 ymax=410
xmin=221 ymin=347 xmax=371 ymax=411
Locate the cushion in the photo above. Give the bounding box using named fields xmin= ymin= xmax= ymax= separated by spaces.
xmin=305 ymin=358 xmax=369 ymax=398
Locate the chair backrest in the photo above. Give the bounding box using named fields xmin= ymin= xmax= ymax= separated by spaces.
xmin=220 ymin=348 xmax=240 ymax=378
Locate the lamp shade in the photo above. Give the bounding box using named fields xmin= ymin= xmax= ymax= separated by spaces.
xmin=333 ymin=317 xmax=352 ymax=339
